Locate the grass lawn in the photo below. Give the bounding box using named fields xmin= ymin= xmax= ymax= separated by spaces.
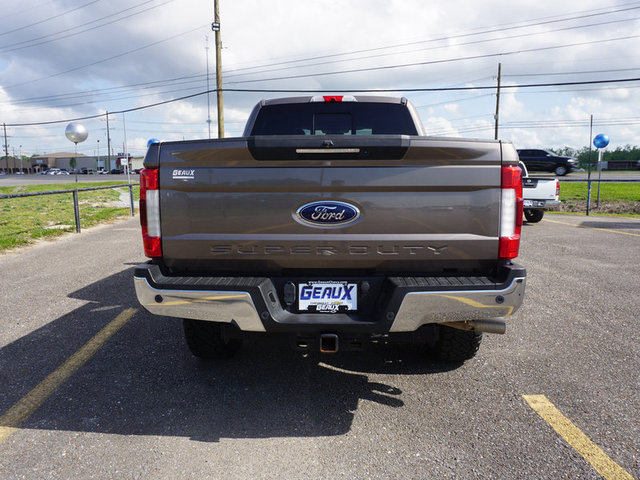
xmin=0 ymin=182 xmax=140 ymax=252
xmin=553 ymin=181 xmax=639 ymax=215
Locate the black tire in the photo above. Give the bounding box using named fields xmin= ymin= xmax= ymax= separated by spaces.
xmin=431 ymin=325 xmax=482 ymax=362
xmin=554 ymin=165 xmax=567 ymax=176
xmin=524 ymin=209 xmax=544 ymax=223
xmin=183 ymin=319 xmax=242 ymax=359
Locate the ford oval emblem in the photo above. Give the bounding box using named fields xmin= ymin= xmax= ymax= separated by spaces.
xmin=295 ymin=200 xmax=361 ymax=228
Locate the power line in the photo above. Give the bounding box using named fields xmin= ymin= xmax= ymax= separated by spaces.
xmin=222 ymin=3 xmax=640 ymax=77
xmin=0 ymin=0 xmax=58 ymax=22
xmin=5 ymin=76 xmax=640 ymax=127
xmin=226 ymin=34 xmax=640 ymax=85
xmin=5 ymin=3 xmax=638 ymax=105
xmin=4 ymin=23 xmax=208 ymax=90
xmin=0 ymin=0 xmax=101 ymax=38
xmin=432 ymin=117 xmax=640 ymax=136
xmin=0 ymin=0 xmax=175 ymax=53
xmin=223 ymin=14 xmax=640 ymax=82
xmin=505 ymin=67 xmax=640 ymax=78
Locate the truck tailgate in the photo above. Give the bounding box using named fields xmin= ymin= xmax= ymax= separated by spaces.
xmin=154 ymin=136 xmax=504 ymax=274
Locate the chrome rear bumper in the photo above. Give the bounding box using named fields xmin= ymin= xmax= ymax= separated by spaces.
xmin=134 ymin=263 xmax=526 ymax=334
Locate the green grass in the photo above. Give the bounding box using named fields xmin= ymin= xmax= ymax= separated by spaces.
xmin=0 ymin=182 xmax=140 ymax=252
xmin=559 ymin=182 xmax=640 ymax=202
xmin=553 ymin=181 xmax=640 ymax=216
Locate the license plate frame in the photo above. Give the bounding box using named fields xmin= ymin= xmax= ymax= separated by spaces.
xmin=298 ymin=281 xmax=358 ymax=313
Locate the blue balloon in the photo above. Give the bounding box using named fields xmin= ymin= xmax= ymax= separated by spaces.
xmin=147 ymin=138 xmax=160 ymax=148
xmin=593 ymin=134 xmax=609 ymax=149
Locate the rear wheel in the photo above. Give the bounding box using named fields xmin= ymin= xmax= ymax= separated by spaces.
xmin=183 ymin=319 xmax=242 ymax=359
xmin=524 ymin=209 xmax=544 ymax=223
xmin=430 ymin=325 xmax=482 ymax=362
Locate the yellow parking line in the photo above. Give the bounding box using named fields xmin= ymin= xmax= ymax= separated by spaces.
xmin=0 ymin=308 xmax=138 ymax=446
xmin=523 ymin=394 xmax=633 ymax=480
xmin=544 ymin=218 xmax=640 ymax=237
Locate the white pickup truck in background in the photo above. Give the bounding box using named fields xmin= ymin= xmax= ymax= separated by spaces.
xmin=520 ymin=161 xmax=560 ymax=223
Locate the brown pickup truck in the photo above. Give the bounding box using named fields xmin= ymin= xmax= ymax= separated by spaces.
xmin=134 ymin=95 xmax=526 ymax=362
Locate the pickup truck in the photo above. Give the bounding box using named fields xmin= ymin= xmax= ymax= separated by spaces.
xmin=520 ymin=161 xmax=561 ymax=223
xmin=134 ymin=95 xmax=527 ymax=363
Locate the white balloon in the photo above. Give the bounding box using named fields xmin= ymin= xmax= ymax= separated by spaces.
xmin=65 ymin=123 xmax=88 ymax=144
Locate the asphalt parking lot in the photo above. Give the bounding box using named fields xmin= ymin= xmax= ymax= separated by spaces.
xmin=0 ymin=214 xmax=638 ymax=479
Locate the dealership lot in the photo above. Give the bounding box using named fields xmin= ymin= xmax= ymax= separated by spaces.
xmin=0 ymin=215 xmax=638 ymax=479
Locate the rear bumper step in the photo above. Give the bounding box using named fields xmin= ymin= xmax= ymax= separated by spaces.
xmin=134 ymin=263 xmax=526 ymax=334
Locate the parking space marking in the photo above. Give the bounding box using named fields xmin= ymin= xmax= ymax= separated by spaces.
xmin=544 ymin=218 xmax=640 ymax=237
xmin=0 ymin=308 xmax=138 ymax=446
xmin=523 ymin=394 xmax=633 ymax=480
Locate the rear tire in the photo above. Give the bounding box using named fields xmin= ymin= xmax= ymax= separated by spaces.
xmin=524 ymin=209 xmax=544 ymax=223
xmin=431 ymin=325 xmax=482 ymax=362
xmin=183 ymin=319 xmax=242 ymax=359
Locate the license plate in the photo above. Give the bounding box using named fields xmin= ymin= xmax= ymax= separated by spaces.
xmin=523 ymin=200 xmax=533 ymax=207
xmin=298 ymin=281 xmax=357 ymax=313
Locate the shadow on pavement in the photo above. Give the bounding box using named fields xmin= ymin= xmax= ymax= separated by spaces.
xmin=0 ymin=266 xmax=458 ymax=442
xmin=580 ymin=221 xmax=640 ymax=230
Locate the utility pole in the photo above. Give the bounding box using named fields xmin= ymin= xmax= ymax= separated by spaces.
xmin=212 ymin=0 xmax=224 ymax=138
xmin=205 ymin=35 xmax=212 ymax=139
xmin=106 ymin=111 xmax=112 ymax=172
xmin=3 ymin=123 xmax=8 ymax=173
xmin=494 ymin=62 xmax=501 ymax=140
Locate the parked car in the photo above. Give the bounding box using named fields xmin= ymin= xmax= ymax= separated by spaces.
xmin=516 ymin=149 xmax=577 ymax=176
xmin=111 ymin=168 xmax=124 ymax=174
xmin=46 ymin=168 xmax=61 ymax=175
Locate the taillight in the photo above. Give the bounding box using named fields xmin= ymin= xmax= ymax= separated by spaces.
xmin=499 ymin=165 xmax=523 ymax=260
xmin=140 ymin=168 xmax=162 ymax=258
xmin=555 ymin=179 xmax=560 ymax=199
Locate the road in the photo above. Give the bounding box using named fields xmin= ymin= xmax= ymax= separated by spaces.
xmin=0 ymin=215 xmax=638 ymax=479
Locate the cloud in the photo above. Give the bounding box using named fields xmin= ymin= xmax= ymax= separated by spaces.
xmin=1 ymin=0 xmax=639 ymax=156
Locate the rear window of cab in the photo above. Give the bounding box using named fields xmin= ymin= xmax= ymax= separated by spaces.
xmin=250 ymin=103 xmax=419 ymax=136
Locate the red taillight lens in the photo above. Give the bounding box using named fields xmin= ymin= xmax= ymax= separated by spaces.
xmin=499 ymin=165 xmax=523 ymax=260
xmin=555 ymin=179 xmax=560 ymax=199
xmin=140 ymin=168 xmax=162 ymax=258
xmin=323 ymin=95 xmax=344 ymax=102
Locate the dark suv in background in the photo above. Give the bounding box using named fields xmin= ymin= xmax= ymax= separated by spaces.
xmin=516 ymin=149 xmax=578 ymax=176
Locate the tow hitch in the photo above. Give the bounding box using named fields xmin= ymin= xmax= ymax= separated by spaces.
xmin=320 ymin=333 xmax=339 ymax=353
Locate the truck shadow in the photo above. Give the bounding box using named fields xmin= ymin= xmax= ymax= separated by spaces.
xmin=0 ymin=267 xmax=458 ymax=443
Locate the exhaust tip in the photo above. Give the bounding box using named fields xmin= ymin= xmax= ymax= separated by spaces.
xmin=320 ymin=334 xmax=339 ymax=353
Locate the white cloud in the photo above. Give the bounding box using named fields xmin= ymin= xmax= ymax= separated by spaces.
xmin=1 ymin=0 xmax=639 ymax=155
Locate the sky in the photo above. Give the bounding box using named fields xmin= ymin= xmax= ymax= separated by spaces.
xmin=1 ymin=0 xmax=639 ymax=158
